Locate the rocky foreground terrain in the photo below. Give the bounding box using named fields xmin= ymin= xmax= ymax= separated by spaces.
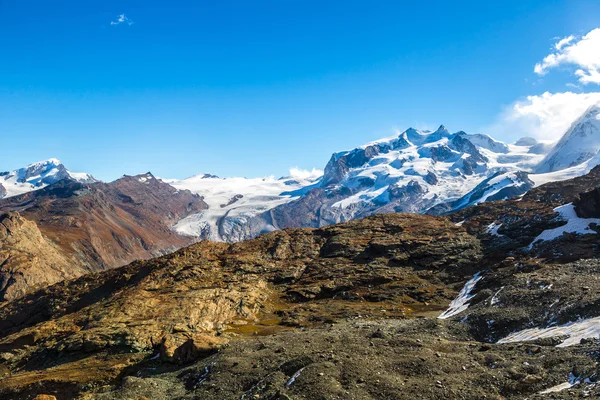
xmin=1 ymin=167 xmax=600 ymax=399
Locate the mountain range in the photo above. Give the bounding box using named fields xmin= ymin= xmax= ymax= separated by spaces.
xmin=1 ymin=104 xmax=600 ymax=301
xmin=165 ymin=103 xmax=600 ymax=240
xmin=3 ymin=144 xmax=600 ymax=399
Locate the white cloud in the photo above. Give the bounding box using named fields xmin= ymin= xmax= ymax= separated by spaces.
xmin=110 ymin=14 xmax=133 ymax=26
xmin=288 ymin=167 xmax=323 ymax=180
xmin=535 ymin=28 xmax=600 ymax=84
xmin=487 ymin=91 xmax=600 ymax=142
xmin=554 ymin=35 xmax=575 ymax=51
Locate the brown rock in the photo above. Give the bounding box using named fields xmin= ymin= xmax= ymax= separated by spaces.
xmin=160 ymin=334 xmax=226 ymax=364
xmin=0 ymin=175 xmax=207 ymax=301
xmin=0 ymin=212 xmax=80 ymax=301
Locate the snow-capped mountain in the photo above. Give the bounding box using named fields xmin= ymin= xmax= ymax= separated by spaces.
xmin=168 ymin=105 xmax=600 ymax=242
xmin=537 ymin=104 xmax=600 ymax=173
xmin=5 ymin=104 xmax=600 ymax=243
xmin=169 ymin=171 xmax=321 ymax=242
xmin=168 ymin=126 xmax=548 ymax=241
xmin=265 ymin=126 xmax=546 ymax=225
xmin=0 ymin=158 xmax=97 ymax=199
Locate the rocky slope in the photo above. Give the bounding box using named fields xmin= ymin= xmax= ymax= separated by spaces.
xmin=0 ymin=173 xmax=207 ymax=301
xmin=0 ymin=212 xmax=84 ymax=301
xmin=1 ymin=163 xmax=600 ymax=399
xmin=0 ymin=212 xmax=481 ymax=398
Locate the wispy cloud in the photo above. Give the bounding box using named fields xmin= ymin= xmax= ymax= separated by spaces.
xmin=487 ymin=91 xmax=600 ymax=142
xmin=288 ymin=167 xmax=323 ymax=180
xmin=110 ymin=14 xmax=133 ymax=26
xmin=554 ymin=35 xmax=575 ymax=51
xmin=535 ymin=28 xmax=600 ymax=85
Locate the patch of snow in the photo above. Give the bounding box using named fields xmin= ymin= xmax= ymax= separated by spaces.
xmin=529 ymin=203 xmax=600 ymax=249
xmin=490 ymin=287 xmax=504 ymax=306
xmin=438 ymin=272 xmax=483 ymax=319
xmin=497 ymin=315 xmax=600 ymax=347
xmin=286 ymin=367 xmax=305 ymax=387
xmin=485 ymin=222 xmax=504 ymax=237
xmin=539 ymin=373 xmax=581 ymax=394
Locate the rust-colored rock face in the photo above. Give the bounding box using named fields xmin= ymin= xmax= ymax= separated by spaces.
xmin=0 ymin=213 xmax=481 ymax=396
xmin=0 ymin=174 xmax=207 ymax=301
xmin=0 ymin=212 xmax=84 ymax=301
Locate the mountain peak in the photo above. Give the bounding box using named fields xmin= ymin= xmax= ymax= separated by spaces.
xmin=537 ymin=104 xmax=600 ymax=173
xmin=0 ymin=159 xmax=97 ymax=199
xmin=514 ymin=137 xmax=538 ymax=146
xmin=435 ymin=124 xmax=448 ymax=133
xmin=24 ymin=158 xmax=63 ymax=170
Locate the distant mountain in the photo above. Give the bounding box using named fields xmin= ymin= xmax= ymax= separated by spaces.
xmin=263 ymin=126 xmax=544 ymax=228
xmin=537 ymin=104 xmax=600 ymax=173
xmin=170 ymin=106 xmax=600 ymax=241
xmin=0 ymin=158 xmax=96 ymax=199
xmin=0 ymin=172 xmax=207 ymax=301
xmin=172 ymin=125 xmax=548 ymax=241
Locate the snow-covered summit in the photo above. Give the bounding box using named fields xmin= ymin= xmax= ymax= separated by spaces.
xmin=314 ymin=125 xmax=548 ymax=219
xmin=0 ymin=159 xmax=97 ymax=199
xmin=537 ymin=104 xmax=600 ymax=173
xmin=169 ymin=124 xmax=555 ymax=242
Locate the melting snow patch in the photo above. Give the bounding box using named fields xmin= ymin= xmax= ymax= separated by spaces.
xmin=529 ymin=204 xmax=600 ymax=249
xmin=485 ymin=222 xmax=504 ymax=237
xmin=497 ymin=316 xmax=600 ymax=347
xmin=438 ymin=272 xmax=482 ymax=319
xmin=286 ymin=367 xmax=305 ymax=387
xmin=539 ymin=373 xmax=581 ymax=394
xmin=490 ymin=287 xmax=504 ymax=306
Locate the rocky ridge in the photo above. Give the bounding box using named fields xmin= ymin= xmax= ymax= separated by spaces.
xmin=0 ymin=173 xmax=207 ymax=301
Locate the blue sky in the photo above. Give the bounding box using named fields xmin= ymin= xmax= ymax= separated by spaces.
xmin=1 ymin=0 xmax=599 ymax=180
